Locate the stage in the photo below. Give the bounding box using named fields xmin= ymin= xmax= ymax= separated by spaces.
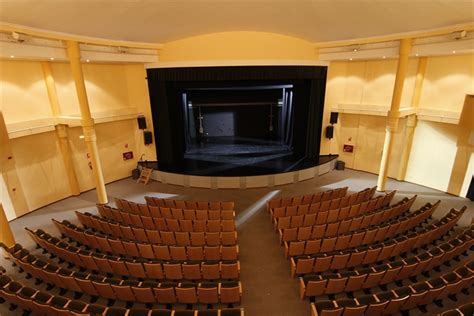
xmin=138 ymin=154 xmax=337 ymax=189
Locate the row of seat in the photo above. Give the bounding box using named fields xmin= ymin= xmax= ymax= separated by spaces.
xmin=310 ymin=261 xmax=473 ymax=316
xmin=272 ymin=191 xmax=398 ymax=230
xmin=1 ymin=244 xmax=242 ymax=306
xmin=56 ymin=219 xmax=238 ymax=261
xmin=289 ymin=207 xmax=464 ymax=276
xmin=53 ymin=220 xmax=238 ymax=260
xmin=27 ymin=229 xmax=240 ymax=280
xmin=143 ymin=197 xmax=235 ymax=211
xmin=277 ymin=195 xmax=415 ymax=240
xmin=280 ymin=200 xmax=438 ymax=245
xmin=77 ymin=213 xmax=236 ymax=247
xmin=439 ymin=303 xmax=473 ymax=316
xmin=103 ymin=203 xmax=235 ymax=222
xmin=299 ymin=226 xmax=473 ymax=298
xmin=96 ymin=207 xmax=236 ymax=233
xmin=266 ymin=187 xmax=350 ymax=210
xmin=0 ymin=274 xmax=244 ymax=316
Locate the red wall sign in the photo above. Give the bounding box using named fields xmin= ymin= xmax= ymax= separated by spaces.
xmin=343 ymin=144 xmax=354 ymax=153
xmin=123 ymin=151 xmax=134 ymax=160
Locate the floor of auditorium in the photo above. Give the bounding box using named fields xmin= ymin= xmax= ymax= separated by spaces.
xmin=1 ymin=168 xmax=473 ymax=315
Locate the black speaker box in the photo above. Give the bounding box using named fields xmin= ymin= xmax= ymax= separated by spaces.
xmin=325 ymin=126 xmax=334 ymax=139
xmin=144 ymin=131 xmax=153 ymax=145
xmin=330 ymin=112 xmax=339 ymax=124
xmin=137 ymin=115 xmax=147 ymax=130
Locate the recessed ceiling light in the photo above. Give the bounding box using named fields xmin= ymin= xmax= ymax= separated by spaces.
xmin=10 ymin=55 xmax=14 ymax=58
xmin=50 ymin=57 xmax=54 ymax=61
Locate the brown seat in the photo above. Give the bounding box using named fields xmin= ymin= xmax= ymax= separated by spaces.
xmin=202 ymin=262 xmax=220 ymax=280
xmin=132 ymin=282 xmax=157 ymax=304
xmin=188 ymin=246 xmax=205 ymax=261
xmin=182 ymin=262 xmax=202 ymax=280
xmin=197 ymin=282 xmax=219 ymax=304
xmin=221 ymin=261 xmax=239 ymax=280
xmin=219 ymin=281 xmax=241 ymax=304
xmin=154 ymin=282 xmax=177 ymax=304
xmin=144 ymin=262 xmax=164 ymax=280
xmin=163 ymin=262 xmax=183 ymax=280
xmin=170 ymin=246 xmax=187 ymax=261
xmin=176 ymin=282 xmax=198 ymax=304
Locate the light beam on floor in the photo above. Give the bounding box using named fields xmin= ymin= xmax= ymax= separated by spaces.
xmin=236 ymin=190 xmax=280 ymax=228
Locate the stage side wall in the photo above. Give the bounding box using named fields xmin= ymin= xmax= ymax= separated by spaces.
xmin=0 ymin=60 xmax=154 ymax=220
xmin=322 ymin=54 xmax=474 ymax=197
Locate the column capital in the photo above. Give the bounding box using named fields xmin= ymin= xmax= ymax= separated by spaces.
xmin=386 ymin=116 xmax=399 ymax=132
xmin=406 ymin=115 xmax=417 ymax=128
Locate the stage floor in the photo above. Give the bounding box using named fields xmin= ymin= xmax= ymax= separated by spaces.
xmin=141 ymin=136 xmax=336 ymax=176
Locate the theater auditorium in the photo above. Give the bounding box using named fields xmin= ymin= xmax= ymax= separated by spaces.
xmin=0 ymin=1 xmax=473 ymax=315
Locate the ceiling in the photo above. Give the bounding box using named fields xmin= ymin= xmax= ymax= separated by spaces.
xmin=0 ymin=0 xmax=472 ymax=44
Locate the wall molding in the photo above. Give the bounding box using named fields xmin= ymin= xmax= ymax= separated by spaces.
xmin=332 ymin=103 xmax=460 ymax=124
xmin=6 ymin=107 xmax=141 ymax=138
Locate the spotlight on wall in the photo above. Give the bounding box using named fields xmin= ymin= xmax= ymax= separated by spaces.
xmin=117 ymin=46 xmax=128 ymax=54
xmin=11 ymin=31 xmax=25 ymax=43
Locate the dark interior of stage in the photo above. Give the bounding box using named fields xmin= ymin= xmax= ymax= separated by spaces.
xmin=146 ymin=66 xmax=328 ymax=176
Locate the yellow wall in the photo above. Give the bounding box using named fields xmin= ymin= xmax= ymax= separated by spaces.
xmin=1 ymin=60 xmax=153 ymax=220
xmin=0 ymin=60 xmax=52 ymax=122
xmin=419 ymin=54 xmax=474 ymax=112
xmin=159 ymin=31 xmax=318 ymax=63
xmin=325 ymin=54 xmax=474 ymax=197
xmin=406 ymin=120 xmax=459 ymax=192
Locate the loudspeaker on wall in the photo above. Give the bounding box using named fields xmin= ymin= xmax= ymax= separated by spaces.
xmin=137 ymin=115 xmax=147 ymax=130
xmin=330 ymin=112 xmax=339 ymax=124
xmin=144 ymin=131 xmax=153 ymax=145
xmin=325 ymin=126 xmax=334 ymax=139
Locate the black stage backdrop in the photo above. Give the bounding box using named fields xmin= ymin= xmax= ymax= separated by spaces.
xmin=146 ymin=66 xmax=327 ymax=173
